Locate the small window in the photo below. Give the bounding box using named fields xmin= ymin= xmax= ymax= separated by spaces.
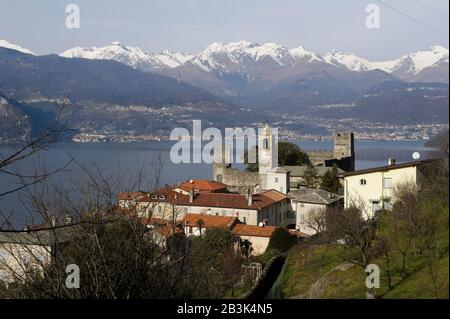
xmin=360 ymin=179 xmax=367 ymax=186
xmin=217 ymin=175 xmax=223 ymax=182
xmin=275 ymin=177 xmax=278 ymax=183
xmin=263 ymin=138 xmax=269 ymax=149
xmin=300 ymin=214 xmax=305 ymax=224
xmin=243 ymin=217 xmax=247 ymax=224
xmin=384 ymin=178 xmax=393 ymax=189
xmin=189 ymin=227 xmax=193 ymax=234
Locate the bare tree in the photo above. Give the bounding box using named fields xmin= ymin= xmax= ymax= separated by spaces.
xmin=304 ymin=206 xmax=327 ymax=234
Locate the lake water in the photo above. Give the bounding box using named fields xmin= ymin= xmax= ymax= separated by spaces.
xmin=0 ymin=140 xmax=438 ymax=227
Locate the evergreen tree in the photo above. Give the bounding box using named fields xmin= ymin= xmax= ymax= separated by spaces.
xmin=320 ymin=164 xmax=341 ymax=193
xmin=302 ymin=164 xmax=319 ymax=188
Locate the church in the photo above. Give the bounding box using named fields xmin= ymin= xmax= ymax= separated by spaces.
xmin=212 ymin=124 xmax=355 ymax=196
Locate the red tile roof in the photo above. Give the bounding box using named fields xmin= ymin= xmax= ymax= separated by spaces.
xmin=137 ymin=187 xmax=187 ymax=204
xmin=179 ymin=180 xmax=227 ymax=193
xmin=181 ymin=214 xmax=238 ymax=229
xmin=174 ymin=190 xmax=288 ymax=210
xmin=117 ymin=191 xmax=148 ymax=201
xmin=231 ymin=224 xmax=277 ymax=238
xmin=152 ymin=224 xmax=184 ymax=237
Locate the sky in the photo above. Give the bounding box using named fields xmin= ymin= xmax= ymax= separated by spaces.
xmin=0 ymin=0 xmax=448 ymax=60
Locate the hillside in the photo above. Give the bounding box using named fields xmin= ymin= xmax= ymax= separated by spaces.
xmin=0 ymin=47 xmax=262 ymax=140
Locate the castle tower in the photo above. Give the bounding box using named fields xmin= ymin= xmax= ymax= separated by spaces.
xmin=213 ymin=144 xmax=231 ymax=183
xmin=258 ymin=124 xmax=278 ymax=175
xmin=333 ymin=132 xmax=355 ymax=171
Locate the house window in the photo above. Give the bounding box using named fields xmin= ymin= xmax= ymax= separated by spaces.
xmin=263 ymin=138 xmax=269 ymax=149
xmin=300 ymin=214 xmax=305 ymax=224
xmin=243 ymin=217 xmax=247 ymax=224
xmin=189 ymin=227 xmax=193 ymax=234
xmin=217 ymin=175 xmax=223 ymax=182
xmin=275 ymin=177 xmax=278 ymax=183
xmin=280 ymin=187 xmax=283 ymax=193
xmin=372 ymin=201 xmax=381 ymax=215
xmin=360 ymin=179 xmax=367 ymax=186
xmin=384 ymin=178 xmax=393 ymax=189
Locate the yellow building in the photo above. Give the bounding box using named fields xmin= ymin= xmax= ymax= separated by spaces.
xmin=341 ymin=159 xmax=432 ymax=217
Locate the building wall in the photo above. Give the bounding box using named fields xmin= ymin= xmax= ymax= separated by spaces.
xmin=292 ymin=201 xmax=327 ymax=235
xmin=344 ymin=166 xmax=418 ymax=217
xmin=266 ymin=172 xmax=289 ymax=195
xmin=0 ymin=243 xmax=51 ymax=284
xmin=237 ymin=235 xmax=271 ymax=256
xmin=177 ymin=205 xmax=260 ymax=225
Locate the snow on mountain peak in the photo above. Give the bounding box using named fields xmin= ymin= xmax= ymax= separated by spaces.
xmin=55 ymin=40 xmax=448 ymax=78
xmin=60 ymin=42 xmax=191 ymax=70
xmin=0 ymin=39 xmax=35 ymax=55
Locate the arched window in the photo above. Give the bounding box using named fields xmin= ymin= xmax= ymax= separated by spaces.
xmin=360 ymin=179 xmax=367 ymax=186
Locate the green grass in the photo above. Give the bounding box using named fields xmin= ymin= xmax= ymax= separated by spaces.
xmin=383 ymin=254 xmax=449 ymax=299
xmin=280 ymin=244 xmax=449 ymax=299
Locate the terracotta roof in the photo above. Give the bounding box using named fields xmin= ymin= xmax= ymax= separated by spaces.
xmin=174 ymin=189 xmax=288 ymax=210
xmin=231 ymin=224 xmax=277 ymax=238
xmin=179 ymin=180 xmax=227 ymax=193
xmin=340 ymin=159 xmax=434 ymax=177
xmin=140 ymin=217 xmax=173 ymax=226
xmin=152 ymin=224 xmax=184 ymax=237
xmin=181 ymin=214 xmax=238 ymax=229
xmin=117 ymin=191 xmax=148 ymax=201
xmin=137 ymin=187 xmax=187 ymax=204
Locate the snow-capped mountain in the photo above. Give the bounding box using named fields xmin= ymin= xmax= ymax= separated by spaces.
xmin=60 ymin=41 xmax=193 ymax=72
xmin=324 ymin=46 xmax=449 ymax=81
xmin=190 ymin=41 xmax=323 ymax=72
xmin=59 ymin=40 xmax=448 ymax=83
xmin=0 ymin=39 xmax=35 ymax=55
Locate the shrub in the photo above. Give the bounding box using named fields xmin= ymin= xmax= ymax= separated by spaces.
xmin=267 ymin=227 xmax=296 ymax=252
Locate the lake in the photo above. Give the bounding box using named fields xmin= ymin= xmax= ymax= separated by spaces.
xmin=0 ymin=140 xmax=438 ymax=227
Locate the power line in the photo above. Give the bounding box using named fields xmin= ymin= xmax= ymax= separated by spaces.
xmin=376 ymin=0 xmax=449 ymax=37
xmin=413 ymin=0 xmax=449 ymax=20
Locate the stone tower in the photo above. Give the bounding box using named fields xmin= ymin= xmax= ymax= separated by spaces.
xmin=213 ymin=145 xmax=231 ymax=183
xmin=333 ymin=132 xmax=355 ymax=171
xmin=258 ymin=124 xmax=278 ymax=175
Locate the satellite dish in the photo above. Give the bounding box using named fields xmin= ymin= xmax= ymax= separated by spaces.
xmin=412 ymin=152 xmax=421 ymax=160
xmin=258 ymin=222 xmax=265 ymax=227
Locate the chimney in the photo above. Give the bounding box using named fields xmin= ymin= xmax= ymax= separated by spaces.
xmin=189 ymin=188 xmax=195 ymax=203
xmin=247 ymin=189 xmax=253 ymax=206
xmin=388 ymin=158 xmax=396 ymax=166
xmin=51 ymin=216 xmax=57 ymax=227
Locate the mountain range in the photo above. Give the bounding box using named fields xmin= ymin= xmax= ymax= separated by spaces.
xmin=0 ymin=39 xmax=448 ymax=142
xmin=58 ymin=40 xmax=449 ymax=113
xmin=60 ymin=40 xmax=449 ymax=83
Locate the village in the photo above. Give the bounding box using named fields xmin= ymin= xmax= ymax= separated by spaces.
xmin=0 ymin=123 xmax=436 ymax=296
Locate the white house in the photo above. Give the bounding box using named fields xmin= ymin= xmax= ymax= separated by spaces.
xmin=288 ymin=188 xmax=343 ymax=235
xmin=341 ymin=159 xmax=432 ymax=217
